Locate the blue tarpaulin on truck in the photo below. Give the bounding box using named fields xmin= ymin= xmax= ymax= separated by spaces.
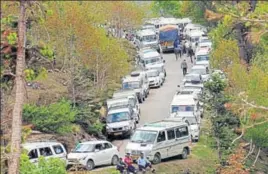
xmin=159 ymin=29 xmax=179 ymax=42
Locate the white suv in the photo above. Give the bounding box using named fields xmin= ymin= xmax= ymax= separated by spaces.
xmin=67 ymin=140 xmax=119 ymax=170
xmin=22 ymin=142 xmax=67 ymax=164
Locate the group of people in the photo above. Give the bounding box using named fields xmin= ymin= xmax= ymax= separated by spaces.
xmin=116 ymin=152 xmax=155 ymax=174
xmin=173 ymin=37 xmax=195 ymax=76
xmin=173 ymin=38 xmax=195 ymax=63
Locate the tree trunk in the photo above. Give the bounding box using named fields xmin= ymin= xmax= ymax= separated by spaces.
xmin=8 ymin=0 xmax=26 ymax=174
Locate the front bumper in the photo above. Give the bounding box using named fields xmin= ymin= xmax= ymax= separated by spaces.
xmin=149 ymin=81 xmax=160 ymax=87
xmin=67 ymin=159 xmax=87 ymax=167
xmin=107 ymin=130 xmax=131 ymax=136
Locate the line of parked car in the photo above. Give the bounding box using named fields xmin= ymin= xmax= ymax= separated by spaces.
xmin=21 ymin=18 xmax=227 ymax=172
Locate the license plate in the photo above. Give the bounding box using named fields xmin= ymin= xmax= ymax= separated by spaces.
xmin=114 ymin=132 xmax=122 ymax=136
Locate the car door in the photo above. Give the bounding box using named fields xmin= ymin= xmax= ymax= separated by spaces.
xmin=144 ymin=74 xmax=149 ymax=93
xmin=93 ymin=143 xmax=106 ymax=165
xmin=154 ymin=131 xmax=168 ymax=159
xmin=103 ymin=143 xmax=114 ymax=164
xmin=166 ymin=128 xmax=177 ymax=158
xmin=175 ymin=126 xmax=190 ymax=155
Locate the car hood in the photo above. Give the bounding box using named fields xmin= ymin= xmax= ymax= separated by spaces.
xmin=67 ymin=152 xmax=90 ymax=160
xmin=107 ymin=121 xmax=131 ymax=128
xmin=145 ymin=63 xmax=164 ymax=69
xmin=190 ymin=124 xmax=199 ymax=130
xmin=148 ymin=77 xmax=159 ymax=81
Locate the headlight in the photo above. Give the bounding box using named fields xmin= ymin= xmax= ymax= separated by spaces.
xmin=124 ymin=126 xmax=129 ymax=130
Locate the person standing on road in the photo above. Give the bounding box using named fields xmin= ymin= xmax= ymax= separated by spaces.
xmin=174 ymin=38 xmax=181 ymax=60
xmin=124 ymin=152 xmax=137 ymax=173
xmin=188 ymin=46 xmax=194 ymax=63
xmin=137 ymin=152 xmax=155 ymax=173
xmin=181 ymin=59 xmax=188 ymax=76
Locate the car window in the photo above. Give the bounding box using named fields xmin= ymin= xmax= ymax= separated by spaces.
xmin=167 ymin=129 xmax=175 ymax=140
xmin=28 ymin=149 xmax=38 ymax=159
xmin=157 ymin=131 xmax=166 ymax=142
xmin=175 ymin=127 xmax=189 ymax=138
xmin=95 ymin=144 xmax=104 ymax=151
xmin=104 ymin=143 xmax=112 ymax=149
xmin=39 ymin=147 xmax=53 ymax=157
xmin=53 ymin=145 xmax=64 ymax=154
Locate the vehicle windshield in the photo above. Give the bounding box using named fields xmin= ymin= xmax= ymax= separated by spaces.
xmin=200 ymin=39 xmax=210 ymax=43
xmin=190 ymin=68 xmax=207 ymax=75
xmin=142 ymin=35 xmax=157 ymax=42
xmin=73 ymin=144 xmax=94 ymax=153
xmin=144 ymin=57 xmax=161 ymax=65
xmin=122 ymin=81 xmax=140 ymax=89
xmin=171 ymin=105 xmax=194 ymax=113
xmin=107 ymin=112 xmax=130 ymax=123
xmin=196 ymin=55 xmax=209 ymax=62
xmin=147 ymin=71 xmax=159 ymax=77
xmin=131 ymin=130 xmax=158 ymax=143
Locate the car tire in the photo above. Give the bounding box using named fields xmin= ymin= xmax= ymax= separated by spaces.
xmin=86 ymin=159 xmax=94 ymax=170
xmin=152 ymin=153 xmax=161 ymax=164
xmin=181 ymin=148 xmax=188 ymax=159
xmin=111 ymin=155 xmax=119 ymax=165
xmin=138 ymin=97 xmax=143 ymax=104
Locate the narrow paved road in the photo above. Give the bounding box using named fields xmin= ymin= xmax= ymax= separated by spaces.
xmin=112 ymin=52 xmax=194 ymax=157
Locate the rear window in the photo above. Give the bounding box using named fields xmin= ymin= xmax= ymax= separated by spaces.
xmin=171 ymin=105 xmax=194 ymax=113
xmin=39 ymin=147 xmax=53 ymax=156
xmin=53 ymin=145 xmax=64 ymax=154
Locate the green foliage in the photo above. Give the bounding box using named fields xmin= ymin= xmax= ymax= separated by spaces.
xmin=7 ymin=32 xmax=17 ymax=45
xmin=23 ymin=99 xmax=77 ymax=134
xmin=245 ymin=122 xmax=268 ymax=148
xmin=40 ymin=45 xmax=54 ymax=60
xmin=24 ymin=69 xmax=36 ymax=81
xmin=20 ymin=153 xmax=67 ymax=174
xmin=152 ymin=1 xmax=182 ymax=17
xmin=35 ymin=67 xmax=48 ymax=80
xmin=202 ymin=74 xmax=240 ymax=163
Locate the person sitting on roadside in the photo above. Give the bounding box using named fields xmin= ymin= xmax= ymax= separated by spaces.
xmin=124 ymin=152 xmax=137 ymax=173
xmin=116 ymin=157 xmax=127 ymax=174
xmin=137 ymin=152 xmax=155 ymax=173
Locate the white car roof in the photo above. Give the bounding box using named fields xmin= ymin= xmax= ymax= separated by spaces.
xmin=146 ymin=69 xmax=158 ymax=73
xmin=142 ymin=51 xmax=160 ymax=59
xmin=113 ymin=90 xmax=136 ymax=98
xmin=139 ymin=121 xmax=188 ymax=131
xmin=189 ymin=31 xmax=204 ymax=37
xmin=192 ymin=65 xmax=207 ymax=70
xmin=171 ymin=94 xmax=196 ymax=105
xmin=108 ymin=107 xmax=130 ymax=114
xmin=184 ymin=82 xmax=204 ymax=88
xmin=79 ymin=140 xmax=110 ymax=145
xmin=137 ymin=29 xmax=156 ymax=36
xmin=22 ymin=142 xmax=62 ymax=150
xmin=146 ymin=63 xmax=164 ymax=69
xmin=123 ymin=75 xmax=141 ymax=83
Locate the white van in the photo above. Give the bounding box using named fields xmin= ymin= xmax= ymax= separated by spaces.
xmin=136 ymin=29 xmax=159 ymax=51
xmin=22 ymin=142 xmax=67 ymax=164
xmin=170 ymin=94 xmax=201 ymax=118
xmin=185 ymin=30 xmax=205 ymax=52
xmin=125 ymin=121 xmax=190 ymax=164
xmin=140 ymin=50 xmax=164 ymax=68
xmin=122 ymin=71 xmax=150 ymax=103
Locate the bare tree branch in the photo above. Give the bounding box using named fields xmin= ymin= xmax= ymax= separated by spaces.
xmin=252 ymin=147 xmax=261 ymax=167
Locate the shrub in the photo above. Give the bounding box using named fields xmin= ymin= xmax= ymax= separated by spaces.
xmin=23 ymin=99 xmax=77 ymax=134
xmin=20 ymin=153 xmax=67 ymax=174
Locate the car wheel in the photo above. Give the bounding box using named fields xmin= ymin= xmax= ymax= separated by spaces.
xmin=86 ymin=160 xmax=94 ymax=170
xmin=152 ymin=153 xmax=161 ymax=164
xmin=111 ymin=155 xmax=119 ymax=165
xmin=145 ymin=91 xmax=148 ymax=98
xmin=181 ymin=148 xmax=188 ymax=159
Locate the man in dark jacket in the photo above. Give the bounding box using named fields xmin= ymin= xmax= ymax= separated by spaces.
xmin=188 ymin=46 xmax=194 ymax=63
